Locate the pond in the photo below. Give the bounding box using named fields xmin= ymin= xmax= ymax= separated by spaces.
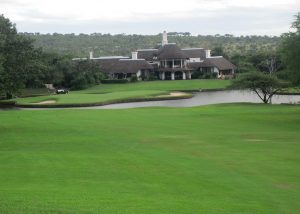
xmin=86 ymin=90 xmax=300 ymax=109
xmin=1 ymin=90 xmax=299 ymax=110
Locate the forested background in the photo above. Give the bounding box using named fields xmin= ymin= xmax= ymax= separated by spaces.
xmin=22 ymin=32 xmax=280 ymax=58
xmin=21 ymin=32 xmax=283 ymax=75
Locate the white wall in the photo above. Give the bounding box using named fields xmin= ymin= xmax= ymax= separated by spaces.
xmin=136 ymin=70 xmax=141 ymax=79
xmin=188 ymin=58 xmax=201 ymax=62
xmin=89 ymin=51 xmax=94 ymax=59
xmin=213 ymin=67 xmax=219 ymax=73
xmin=205 ymin=50 xmax=211 ymax=58
xmin=132 ymin=52 xmax=138 ymax=60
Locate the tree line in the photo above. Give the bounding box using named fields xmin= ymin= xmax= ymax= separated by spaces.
xmin=22 ymin=31 xmax=280 ymax=58
xmin=0 ymin=14 xmax=104 ymax=99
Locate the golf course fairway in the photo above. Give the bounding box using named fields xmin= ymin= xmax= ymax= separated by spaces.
xmin=0 ymin=104 xmax=299 ymax=213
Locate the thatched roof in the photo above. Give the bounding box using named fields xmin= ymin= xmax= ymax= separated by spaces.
xmin=99 ymin=58 xmax=153 ymax=74
xmin=137 ymin=49 xmax=158 ymax=61
xmin=206 ymin=57 xmax=237 ymax=70
xmin=98 ymin=58 xmax=125 ymax=73
xmin=188 ymin=57 xmax=236 ymax=71
xmin=116 ymin=59 xmax=153 ymax=73
xmin=157 ymin=44 xmax=188 ymax=60
xmin=182 ymin=48 xmax=206 ymax=59
xmin=188 ymin=61 xmax=213 ymax=70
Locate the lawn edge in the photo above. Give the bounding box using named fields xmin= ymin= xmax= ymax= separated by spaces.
xmin=14 ymin=93 xmax=193 ymax=108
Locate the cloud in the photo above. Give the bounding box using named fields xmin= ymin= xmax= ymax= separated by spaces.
xmin=1 ymin=0 xmax=299 ymax=35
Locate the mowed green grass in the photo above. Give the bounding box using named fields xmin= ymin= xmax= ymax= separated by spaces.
xmin=14 ymin=80 xmax=230 ymax=105
xmin=16 ymin=90 xmax=164 ymax=105
xmin=0 ymin=104 xmax=299 ymax=213
xmin=80 ymin=79 xmax=230 ymax=93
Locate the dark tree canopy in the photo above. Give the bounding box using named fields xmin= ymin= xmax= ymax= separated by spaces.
xmin=21 ymin=32 xmax=280 ymax=59
xmin=280 ymin=12 xmax=300 ymax=85
xmin=0 ymin=14 xmax=37 ymax=99
xmin=0 ymin=15 xmax=105 ymax=99
xmin=231 ymin=72 xmax=288 ymax=104
xmin=211 ymin=46 xmax=228 ymax=59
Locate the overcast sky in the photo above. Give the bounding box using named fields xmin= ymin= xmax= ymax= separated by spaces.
xmin=1 ymin=0 xmax=299 ymax=36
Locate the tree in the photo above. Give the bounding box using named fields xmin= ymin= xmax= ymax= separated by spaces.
xmin=211 ymin=46 xmax=228 ymax=58
xmin=280 ymin=12 xmax=300 ymax=84
xmin=66 ymin=60 xmax=104 ymax=90
xmin=24 ymin=48 xmax=50 ymax=88
xmin=39 ymin=52 xmax=68 ymax=86
xmin=0 ymin=14 xmax=37 ymax=99
xmin=252 ymin=52 xmax=283 ymax=74
xmin=231 ymin=72 xmax=288 ymax=104
xmin=264 ymin=54 xmax=282 ymax=75
xmin=230 ymin=53 xmax=255 ymax=73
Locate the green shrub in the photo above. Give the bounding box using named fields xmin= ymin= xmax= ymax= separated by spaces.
xmin=276 ymin=69 xmax=294 ymax=82
xmin=101 ymin=79 xmax=129 ymax=84
xmin=148 ymin=74 xmax=159 ymax=81
xmin=202 ymin=72 xmax=217 ymax=79
xmin=0 ymin=100 xmax=16 ymax=106
xmin=192 ymin=71 xmax=218 ymax=79
xmin=130 ymin=75 xmax=138 ymax=82
xmin=70 ymin=76 xmax=88 ymax=90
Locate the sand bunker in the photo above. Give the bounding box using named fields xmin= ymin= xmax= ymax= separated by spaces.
xmin=36 ymin=100 xmax=56 ymax=104
xmin=157 ymin=92 xmax=189 ymax=98
xmin=169 ymin=92 xmax=188 ymax=97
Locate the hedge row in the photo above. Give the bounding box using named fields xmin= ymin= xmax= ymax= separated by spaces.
xmin=0 ymin=100 xmax=16 ymax=107
xmin=101 ymin=79 xmax=129 ymax=84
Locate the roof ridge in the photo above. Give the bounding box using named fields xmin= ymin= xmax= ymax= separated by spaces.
xmin=120 ymin=59 xmax=146 ymax=61
xmin=208 ymin=56 xmax=223 ymax=58
xmin=94 ymin=56 xmax=129 ymax=59
xmin=137 ymin=49 xmax=158 ymax=51
xmin=182 ymin=48 xmax=204 ymax=50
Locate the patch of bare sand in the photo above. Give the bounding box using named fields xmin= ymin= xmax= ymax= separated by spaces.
xmin=157 ymin=92 xmax=189 ymax=98
xmin=35 ymin=100 xmax=56 ymax=104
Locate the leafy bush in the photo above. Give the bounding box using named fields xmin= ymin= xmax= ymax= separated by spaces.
xmin=276 ymin=69 xmax=293 ymax=81
xmin=0 ymin=100 xmax=16 ymax=107
xmin=101 ymin=79 xmax=129 ymax=84
xmin=70 ymin=76 xmax=88 ymax=90
xmin=202 ymin=72 xmax=218 ymax=79
xmin=130 ymin=75 xmax=138 ymax=82
xmin=148 ymin=74 xmax=159 ymax=81
xmin=192 ymin=70 xmax=218 ymax=79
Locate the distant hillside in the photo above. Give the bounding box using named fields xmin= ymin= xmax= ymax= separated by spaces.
xmin=21 ymin=33 xmax=281 ymax=58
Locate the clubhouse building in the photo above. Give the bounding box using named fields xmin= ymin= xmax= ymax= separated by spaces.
xmin=73 ymin=31 xmax=236 ymax=80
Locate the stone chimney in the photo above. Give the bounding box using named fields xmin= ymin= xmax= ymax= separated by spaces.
xmin=205 ymin=49 xmax=211 ymax=58
xmin=89 ymin=51 xmax=94 ymax=59
xmin=162 ymin=31 xmax=168 ymax=46
xmin=132 ymin=51 xmax=138 ymax=60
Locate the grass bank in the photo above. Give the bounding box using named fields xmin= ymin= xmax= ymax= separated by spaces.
xmin=80 ymin=79 xmax=230 ymax=93
xmin=15 ymin=90 xmax=165 ymax=107
xmin=14 ymin=90 xmax=193 ymax=108
xmin=13 ymin=80 xmax=229 ymax=107
xmin=0 ymin=104 xmax=299 ymax=213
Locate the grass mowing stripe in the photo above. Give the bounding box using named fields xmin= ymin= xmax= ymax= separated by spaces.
xmin=0 ymin=104 xmax=299 ymax=213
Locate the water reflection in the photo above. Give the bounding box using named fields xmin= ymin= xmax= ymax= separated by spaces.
xmin=91 ymin=90 xmax=300 ymax=109
xmin=2 ymin=90 xmax=299 ymax=111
